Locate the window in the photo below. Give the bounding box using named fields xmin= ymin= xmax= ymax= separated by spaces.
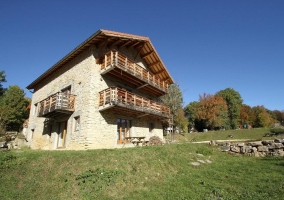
xmin=74 ymin=116 xmax=80 ymax=131
xmin=149 ymin=122 xmax=155 ymax=133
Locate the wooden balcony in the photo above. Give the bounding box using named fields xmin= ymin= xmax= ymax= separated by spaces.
xmin=38 ymin=92 xmax=76 ymax=118
xmin=98 ymin=87 xmax=171 ymax=120
xmin=101 ymin=50 xmax=168 ymax=96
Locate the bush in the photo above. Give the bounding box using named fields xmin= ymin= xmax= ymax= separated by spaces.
xmin=270 ymin=127 xmax=284 ymax=135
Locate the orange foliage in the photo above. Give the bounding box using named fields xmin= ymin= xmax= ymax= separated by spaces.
xmin=195 ymin=93 xmax=228 ymax=129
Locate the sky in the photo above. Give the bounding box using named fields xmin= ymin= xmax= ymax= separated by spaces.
xmin=0 ymin=0 xmax=283 ymax=111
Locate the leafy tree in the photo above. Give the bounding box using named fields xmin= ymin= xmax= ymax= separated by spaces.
xmin=161 ymin=83 xmax=188 ymax=132
xmin=184 ymin=101 xmax=199 ymax=127
xmin=0 ymin=85 xmax=30 ymax=131
xmin=0 ymin=71 xmax=7 ymax=96
xmin=194 ymin=93 xmax=229 ymax=130
xmin=174 ymin=107 xmax=189 ymax=133
xmin=273 ymin=110 xmax=284 ymax=125
xmin=216 ymin=88 xmax=243 ymax=129
xmin=252 ymin=106 xmax=275 ymax=128
xmin=258 ymin=111 xmax=274 ymax=128
xmin=239 ymin=104 xmax=255 ymax=127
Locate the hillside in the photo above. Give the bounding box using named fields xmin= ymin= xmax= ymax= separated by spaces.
xmin=1 ymin=128 xmax=283 ymax=199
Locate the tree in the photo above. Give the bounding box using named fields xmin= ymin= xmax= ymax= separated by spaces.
xmin=252 ymin=106 xmax=274 ymax=128
xmin=272 ymin=110 xmax=284 ymax=125
xmin=161 ymin=83 xmax=188 ymax=132
xmin=184 ymin=101 xmax=199 ymax=127
xmin=216 ymin=88 xmax=243 ymax=129
xmin=174 ymin=107 xmax=189 ymax=133
xmin=0 ymin=85 xmax=30 ymax=131
xmin=194 ymin=93 xmax=229 ymax=130
xmin=239 ymin=104 xmax=255 ymax=127
xmin=0 ymin=71 xmax=7 ymax=96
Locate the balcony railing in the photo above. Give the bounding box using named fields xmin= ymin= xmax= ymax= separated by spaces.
xmin=101 ymin=50 xmax=168 ymax=93
xmin=38 ymin=92 xmax=76 ymax=117
xmin=98 ymin=87 xmax=170 ymax=118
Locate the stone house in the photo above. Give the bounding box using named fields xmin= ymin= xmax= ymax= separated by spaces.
xmin=26 ymin=29 xmax=174 ymax=150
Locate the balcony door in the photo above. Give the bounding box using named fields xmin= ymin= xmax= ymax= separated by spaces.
xmin=57 ymin=121 xmax=67 ymax=148
xmin=117 ymin=119 xmax=132 ymax=144
xmin=61 ymin=86 xmax=71 ymax=109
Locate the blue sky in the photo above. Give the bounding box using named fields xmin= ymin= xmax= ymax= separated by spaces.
xmin=1 ymin=0 xmax=283 ymax=111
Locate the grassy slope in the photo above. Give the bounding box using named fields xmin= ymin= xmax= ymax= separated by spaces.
xmin=1 ymin=128 xmax=283 ymax=200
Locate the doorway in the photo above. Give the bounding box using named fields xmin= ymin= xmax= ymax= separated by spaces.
xmin=57 ymin=121 xmax=67 ymax=148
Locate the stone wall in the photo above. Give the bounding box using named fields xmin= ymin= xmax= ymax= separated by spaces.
xmin=215 ymin=139 xmax=284 ymax=157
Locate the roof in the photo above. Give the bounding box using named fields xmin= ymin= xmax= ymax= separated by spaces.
xmin=27 ymin=29 xmax=174 ymax=90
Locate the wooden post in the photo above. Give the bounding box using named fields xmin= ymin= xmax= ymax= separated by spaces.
xmin=105 ymin=54 xmax=107 ymax=69
xmin=111 ymin=51 xmax=113 ymax=65
xmin=103 ymin=90 xmax=106 ymax=105
xmin=49 ymin=95 xmax=52 ymax=111
xmin=115 ymin=51 xmax=118 ymax=66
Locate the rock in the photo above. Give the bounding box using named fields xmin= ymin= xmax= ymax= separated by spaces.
xmin=257 ymin=146 xmax=269 ymax=152
xmin=252 ymin=147 xmax=258 ymax=153
xmin=191 ymin=162 xmax=200 ymax=166
xmin=262 ymin=140 xmax=274 ymax=145
xmin=230 ymin=145 xmax=240 ymax=153
xmin=197 ymin=159 xmax=206 ymax=164
xmin=274 ymin=138 xmax=284 ymax=144
xmin=268 ymin=143 xmax=284 ymax=149
xmin=209 ymin=140 xmax=217 ymax=146
xmin=221 ymin=145 xmax=231 ymax=152
xmin=206 ymin=159 xmax=212 ymax=164
xmin=241 ymin=146 xmax=252 ymax=154
xmin=247 ymin=141 xmax=263 ymax=147
xmin=237 ymin=143 xmax=245 ymax=147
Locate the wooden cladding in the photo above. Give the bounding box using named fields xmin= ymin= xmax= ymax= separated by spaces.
xmin=101 ymin=50 xmax=168 ymax=94
xmin=98 ymin=87 xmax=170 ymax=118
xmin=38 ymin=92 xmax=76 ymax=117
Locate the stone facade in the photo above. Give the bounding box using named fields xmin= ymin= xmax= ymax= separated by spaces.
xmin=27 ymin=33 xmax=170 ymax=150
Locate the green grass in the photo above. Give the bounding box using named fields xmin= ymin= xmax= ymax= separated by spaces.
xmin=0 ymin=128 xmax=284 ymax=199
xmin=173 ymin=128 xmax=273 ymax=142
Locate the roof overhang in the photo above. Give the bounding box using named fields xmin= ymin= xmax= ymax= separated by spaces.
xmin=27 ymin=29 xmax=174 ymax=90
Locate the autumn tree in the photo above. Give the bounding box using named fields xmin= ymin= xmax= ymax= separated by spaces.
xmin=194 ymin=93 xmax=229 ymax=130
xmin=216 ymin=88 xmax=243 ymax=129
xmin=239 ymin=104 xmax=255 ymax=127
xmin=161 ymin=83 xmax=188 ymax=132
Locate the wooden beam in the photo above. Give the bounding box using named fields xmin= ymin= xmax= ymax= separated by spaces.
xmin=148 ymin=61 xmax=160 ymax=68
xmin=134 ymin=43 xmax=145 ymax=60
xmin=154 ymin=70 xmax=164 ymax=76
xmin=108 ymin=38 xmax=122 ymax=48
xmin=137 ymin=83 xmax=148 ymax=90
xmin=118 ymin=40 xmax=133 ymax=48
xmin=137 ymin=113 xmax=149 ymax=118
xmin=141 ymin=51 xmax=154 ymax=59
xmin=98 ymin=37 xmax=109 ymax=47
xmin=128 ymin=41 xmax=141 ymax=48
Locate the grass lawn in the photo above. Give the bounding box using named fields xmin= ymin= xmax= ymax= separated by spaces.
xmin=0 ymin=128 xmax=283 ymax=199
